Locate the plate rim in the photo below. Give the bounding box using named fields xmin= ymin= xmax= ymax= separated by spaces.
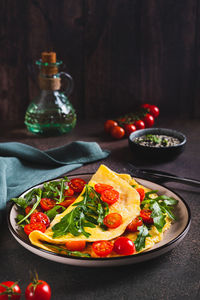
xmin=7 ymin=172 xmax=191 ymax=262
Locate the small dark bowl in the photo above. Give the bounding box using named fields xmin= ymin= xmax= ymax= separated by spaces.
xmin=129 ymin=128 xmax=186 ymax=160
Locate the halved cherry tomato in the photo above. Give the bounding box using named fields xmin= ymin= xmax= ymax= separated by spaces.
xmin=24 ymin=222 xmax=46 ymax=236
xmin=64 ymin=187 xmax=74 ymax=197
xmin=114 ymin=237 xmax=136 ymax=255
xmin=101 ymin=189 xmax=119 ymax=205
xmin=92 ymin=241 xmax=113 ymax=257
xmin=25 ymin=205 xmax=41 ymax=215
xmin=111 ymin=126 xmax=125 ymax=139
xmin=124 ymin=124 xmax=136 ymax=137
xmin=142 ymin=113 xmax=154 ymax=128
xmin=40 ymin=198 xmax=56 ymax=211
xmin=65 ymin=241 xmax=86 ymax=251
xmin=104 ymin=120 xmax=118 ymax=133
xmin=103 ymin=213 xmax=123 ymax=228
xmin=148 ymin=105 xmax=159 ymax=118
xmin=140 ymin=209 xmax=154 ymax=224
xmin=0 ymin=281 xmax=21 ymax=300
xmin=126 ymin=217 xmax=143 ymax=232
xmin=134 ymin=120 xmax=145 ymax=130
xmin=60 ymin=196 xmax=76 ymax=208
xmin=94 ymin=183 xmax=113 ymax=194
xmin=69 ymin=178 xmax=86 ymax=193
xmin=136 ymin=188 xmax=145 ymax=203
xmin=30 ymin=212 xmax=50 ymax=228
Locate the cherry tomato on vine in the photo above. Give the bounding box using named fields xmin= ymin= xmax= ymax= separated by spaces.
xmin=24 ymin=222 xmax=46 ymax=236
xmin=136 ymin=188 xmax=145 ymax=203
xmin=126 ymin=217 xmax=143 ymax=232
xmin=0 ymin=281 xmax=21 ymax=300
xmin=111 ymin=126 xmax=125 ymax=139
xmin=30 ymin=212 xmax=50 ymax=228
xmin=65 ymin=240 xmax=86 ymax=251
xmin=25 ymin=274 xmax=51 ymax=300
xmin=134 ymin=120 xmax=145 ymax=130
xmin=40 ymin=198 xmax=56 ymax=211
xmin=140 ymin=209 xmax=154 ymax=224
xmin=114 ymin=237 xmax=136 ymax=255
xmin=103 ymin=213 xmax=123 ymax=228
xmin=148 ymin=105 xmax=160 ymax=118
xmin=60 ymin=196 xmax=76 ymax=208
xmin=69 ymin=178 xmax=86 ymax=193
xmin=101 ymin=189 xmax=119 ymax=205
xmin=104 ymin=120 xmax=118 ymax=133
xmin=94 ymin=183 xmax=113 ymax=194
xmin=141 ymin=103 xmax=151 ymax=109
xmin=92 ymin=241 xmax=113 ymax=257
xmin=142 ymin=113 xmax=154 ymax=128
xmin=124 ymin=124 xmax=136 ymax=136
xmin=64 ymin=187 xmax=74 ymax=197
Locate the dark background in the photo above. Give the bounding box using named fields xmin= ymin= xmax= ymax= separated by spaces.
xmin=1 ymin=0 xmax=200 ymax=125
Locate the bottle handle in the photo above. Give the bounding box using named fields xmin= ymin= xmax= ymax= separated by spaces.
xmin=59 ymin=72 xmax=74 ymax=96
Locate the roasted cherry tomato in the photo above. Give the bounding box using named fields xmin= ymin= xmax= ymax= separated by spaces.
xmin=136 ymin=188 xmax=145 ymax=203
xmin=69 ymin=178 xmax=86 ymax=193
xmin=30 ymin=212 xmax=50 ymax=227
xmin=134 ymin=120 xmax=145 ymax=130
xmin=0 ymin=281 xmax=21 ymax=300
xmin=101 ymin=189 xmax=119 ymax=205
xmin=25 ymin=274 xmax=51 ymax=300
xmin=64 ymin=187 xmax=74 ymax=197
xmin=25 ymin=205 xmax=41 ymax=215
xmin=124 ymin=124 xmax=136 ymax=137
xmin=140 ymin=209 xmax=154 ymax=224
xmin=60 ymin=196 xmax=76 ymax=208
xmin=24 ymin=222 xmax=46 ymax=236
xmin=94 ymin=183 xmax=113 ymax=194
xmin=114 ymin=237 xmax=136 ymax=255
xmin=110 ymin=126 xmax=125 ymax=139
xmin=104 ymin=120 xmax=118 ymax=133
xmin=65 ymin=240 xmax=86 ymax=251
xmin=148 ymin=105 xmax=160 ymax=118
xmin=142 ymin=113 xmax=154 ymax=128
xmin=103 ymin=213 xmax=123 ymax=228
xmin=92 ymin=241 xmax=113 ymax=257
xmin=126 ymin=217 xmax=143 ymax=232
xmin=40 ymin=198 xmax=56 ymax=211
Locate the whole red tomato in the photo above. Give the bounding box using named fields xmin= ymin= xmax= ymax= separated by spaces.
xmin=25 ymin=280 xmax=51 ymax=300
xmin=114 ymin=237 xmax=136 ymax=255
xmin=148 ymin=105 xmax=159 ymax=118
xmin=134 ymin=120 xmax=145 ymax=130
xmin=124 ymin=124 xmax=136 ymax=137
xmin=142 ymin=113 xmax=154 ymax=128
xmin=104 ymin=120 xmax=118 ymax=133
xmin=0 ymin=281 xmax=21 ymax=300
xmin=111 ymin=126 xmax=125 ymax=139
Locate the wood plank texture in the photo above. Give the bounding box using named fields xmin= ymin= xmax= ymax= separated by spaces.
xmin=0 ymin=0 xmax=199 ymax=124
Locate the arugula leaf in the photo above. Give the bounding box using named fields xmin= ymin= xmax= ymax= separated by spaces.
xmin=45 ymin=205 xmax=66 ymax=220
xmin=52 ymin=185 xmax=109 ymax=239
xmin=149 ymin=201 xmax=166 ymax=232
xmin=11 ymin=188 xmax=41 ymax=209
xmin=42 ymin=242 xmax=91 ymax=257
xmin=134 ymin=224 xmax=150 ymax=252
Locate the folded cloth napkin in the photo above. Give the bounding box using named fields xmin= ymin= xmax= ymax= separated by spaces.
xmin=0 ymin=141 xmax=110 ymax=218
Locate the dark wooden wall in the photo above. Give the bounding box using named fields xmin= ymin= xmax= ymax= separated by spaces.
xmin=0 ymin=0 xmax=200 ymax=125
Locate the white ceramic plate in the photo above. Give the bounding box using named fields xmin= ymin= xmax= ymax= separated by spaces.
xmin=7 ymin=173 xmax=191 ymax=267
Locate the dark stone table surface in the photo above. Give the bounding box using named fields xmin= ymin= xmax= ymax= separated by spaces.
xmin=0 ymin=118 xmax=199 ymax=300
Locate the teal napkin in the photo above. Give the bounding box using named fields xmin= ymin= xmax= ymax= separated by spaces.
xmin=0 ymin=141 xmax=110 ymax=216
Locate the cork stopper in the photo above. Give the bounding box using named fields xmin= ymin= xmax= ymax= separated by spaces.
xmin=41 ymin=52 xmax=58 ymax=75
xmin=42 ymin=52 xmax=57 ymax=63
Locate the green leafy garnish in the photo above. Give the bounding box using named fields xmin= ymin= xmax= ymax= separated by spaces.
xmin=42 ymin=177 xmax=69 ymax=203
xmin=42 ymin=242 xmax=91 ymax=257
xmin=52 ymin=185 xmax=109 ymax=238
xmin=134 ymin=224 xmax=151 ymax=252
xmin=45 ymin=205 xmax=66 ymax=220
